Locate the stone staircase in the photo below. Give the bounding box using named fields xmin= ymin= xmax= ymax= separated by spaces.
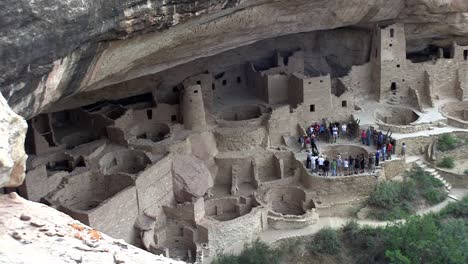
xmin=414 ymin=160 xmax=452 ymax=193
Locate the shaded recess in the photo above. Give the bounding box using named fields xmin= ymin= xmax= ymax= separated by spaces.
xmin=376 ymin=107 xmax=420 ymax=125
xmin=219 ymin=105 xmax=262 ymax=121
xmin=99 ymin=149 xmax=151 ymax=175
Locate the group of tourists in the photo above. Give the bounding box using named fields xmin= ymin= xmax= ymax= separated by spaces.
xmin=299 ymin=119 xmax=358 ymax=155
xmin=360 ymin=127 xmax=407 ymax=160
xmin=306 ymin=152 xmax=378 ymax=176
xmin=300 ymin=121 xmax=408 ymax=177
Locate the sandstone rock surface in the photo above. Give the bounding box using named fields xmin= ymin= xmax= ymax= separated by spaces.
xmin=172 ymin=155 xmax=213 ymax=202
xmin=2 ymin=0 xmax=468 ymax=118
xmin=0 ymin=193 xmax=183 ymax=264
xmin=0 ymin=93 xmax=27 ymax=188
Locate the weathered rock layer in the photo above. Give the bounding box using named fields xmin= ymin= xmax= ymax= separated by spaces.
xmin=2 ymin=0 xmax=468 ymax=119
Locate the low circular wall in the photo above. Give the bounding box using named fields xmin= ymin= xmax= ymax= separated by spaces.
xmin=320 ymin=144 xmax=369 ymax=160
xmin=99 ymin=149 xmax=152 ymax=175
xmin=376 ymin=107 xmax=420 ymax=125
xmin=263 ymin=186 xmax=317 ymax=229
xmin=374 ymin=107 xmax=431 ymax=133
xmin=204 ymin=197 xmax=256 ymax=222
xmin=441 ymin=101 xmax=468 ymax=129
xmin=128 ymin=122 xmax=170 ymax=143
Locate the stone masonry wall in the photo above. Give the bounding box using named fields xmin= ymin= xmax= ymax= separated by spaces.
xmin=88 ymin=186 xmax=139 ymax=245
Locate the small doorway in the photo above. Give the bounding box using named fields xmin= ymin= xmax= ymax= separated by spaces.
xmin=391 ymin=82 xmax=397 ymax=94
xmin=464 ymin=50 xmax=468 ymax=61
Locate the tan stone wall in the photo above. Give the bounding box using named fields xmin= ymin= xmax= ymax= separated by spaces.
xmin=182 ymin=85 xmax=207 ymax=130
xmin=200 ymin=207 xmax=267 ymax=254
xmin=88 ymin=186 xmax=139 ymax=244
xmin=434 ymin=168 xmax=468 ymax=188
xmin=396 ymin=136 xmax=433 ymax=156
xmin=135 ymin=155 xmax=175 ymax=232
xmin=266 ymin=74 xmax=289 ymax=104
xmin=299 ymin=161 xmax=378 ymax=197
xmin=214 ymin=126 xmax=267 ymax=152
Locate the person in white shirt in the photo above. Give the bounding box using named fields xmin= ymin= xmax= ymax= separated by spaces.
xmin=311 ymin=155 xmax=318 ymax=173
xmin=343 ymin=159 xmax=349 ymax=176
xmin=332 ymin=125 xmax=338 ymax=143
xmin=341 ymin=123 xmax=347 ymax=137
xmin=317 ymin=155 xmax=325 ymax=175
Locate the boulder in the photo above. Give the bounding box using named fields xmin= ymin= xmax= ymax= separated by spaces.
xmin=0 ymin=93 xmax=27 ymax=188
xmin=172 ymin=155 xmax=213 ymax=203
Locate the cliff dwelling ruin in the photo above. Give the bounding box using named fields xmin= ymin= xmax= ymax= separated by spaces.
xmin=2 ymin=1 xmax=468 ymax=262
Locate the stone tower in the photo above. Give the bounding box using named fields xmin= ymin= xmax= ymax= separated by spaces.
xmin=371 ymin=23 xmax=407 ymax=102
xmin=182 ymin=85 xmax=207 ymax=131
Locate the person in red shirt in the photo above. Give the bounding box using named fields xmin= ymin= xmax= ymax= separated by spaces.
xmin=361 ymin=130 xmax=367 ymax=145
xmin=387 ymin=143 xmax=393 ymax=160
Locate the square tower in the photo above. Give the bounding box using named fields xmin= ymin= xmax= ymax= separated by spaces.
xmin=371 ymin=23 xmax=407 ymax=101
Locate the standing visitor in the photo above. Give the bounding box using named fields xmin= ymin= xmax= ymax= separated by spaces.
xmin=401 ymin=142 xmax=407 ymax=159
xmin=318 ymin=155 xmax=325 ymax=175
xmin=387 ymin=142 xmax=393 ymax=160
xmin=349 ymin=156 xmax=354 ymax=175
xmin=343 ymin=159 xmax=349 ymax=176
xmin=354 ymin=156 xmax=360 ymax=174
xmin=305 ymin=136 xmax=311 ymax=151
xmin=375 ymin=149 xmax=380 ymax=166
xmin=311 ymin=154 xmax=318 ymax=174
xmin=306 ymin=151 xmax=312 ymax=169
xmin=341 ymin=123 xmax=347 ymax=139
xmin=361 ymin=130 xmax=367 ymax=145
xmin=366 ymin=127 xmax=372 ymax=146
xmin=331 ymin=159 xmax=337 ymax=176
xmin=369 ymin=154 xmax=375 ymax=174
xmin=299 ymin=136 xmax=305 ymax=149
xmin=337 ymin=155 xmax=343 ymax=176
xmin=324 ymin=158 xmax=330 ymax=176
xmin=381 ymin=144 xmax=387 ymax=161
xmin=332 ymin=125 xmax=338 ymax=143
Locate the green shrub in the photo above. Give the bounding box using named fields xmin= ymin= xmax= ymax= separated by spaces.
xmin=212 ymin=239 xmax=283 ymax=264
xmin=437 ymin=157 xmax=455 ymax=169
xmin=437 ymin=134 xmax=458 ymax=151
xmin=440 ymin=196 xmax=468 ymax=218
xmin=464 ymin=169 xmax=468 ymax=175
xmin=385 ymin=250 xmax=411 ymax=264
xmin=212 ymin=254 xmax=241 ymax=264
xmin=423 ymin=188 xmax=446 ymax=205
xmin=308 ymin=228 xmax=341 ymax=255
xmin=368 ymin=181 xmax=402 ymax=209
xmin=342 ymin=220 xmax=360 ymax=241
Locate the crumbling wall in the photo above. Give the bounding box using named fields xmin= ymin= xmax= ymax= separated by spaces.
xmin=267 ymin=105 xmax=298 ymax=147
xmin=136 ymin=155 xmax=175 ymax=234
xmin=199 ymin=207 xmax=266 ymax=255
xmin=214 ymin=126 xmax=268 ymax=151
xmin=20 ymin=165 xmax=65 ymax=202
xmin=88 ymin=186 xmax=139 ymax=244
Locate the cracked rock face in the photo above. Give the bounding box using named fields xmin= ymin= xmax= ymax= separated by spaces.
xmin=0 ymin=93 xmax=27 ymax=188
xmin=1 ymin=0 xmax=468 ymax=119
xmin=0 ymin=193 xmax=183 ymax=264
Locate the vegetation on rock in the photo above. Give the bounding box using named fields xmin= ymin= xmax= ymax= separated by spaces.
xmin=212 ymin=197 xmax=468 ymax=264
xmin=367 ymin=167 xmax=446 ymax=220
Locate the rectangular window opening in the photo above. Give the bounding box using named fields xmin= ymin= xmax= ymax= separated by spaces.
xmin=310 ymin=105 xmax=315 ymax=112
xmin=342 ymin=101 xmax=347 ymax=107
